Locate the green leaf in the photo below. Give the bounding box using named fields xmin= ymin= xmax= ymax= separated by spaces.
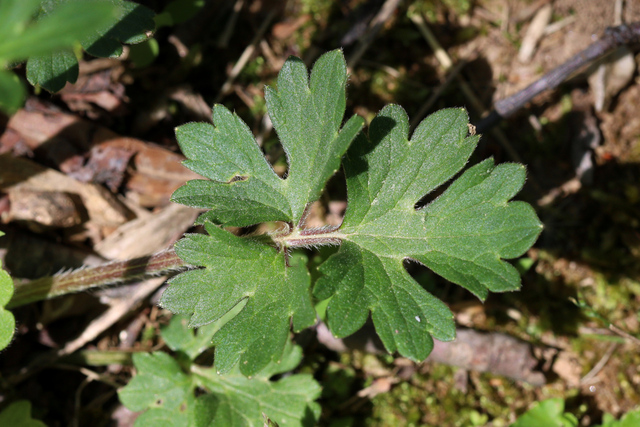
xmin=0 ymin=231 xmax=15 ymax=350
xmin=511 ymin=398 xmax=578 ymax=427
xmin=119 ymin=343 xmax=320 ymax=426
xmin=165 ymin=50 xmax=363 ymax=375
xmin=264 ymin=50 xmax=364 ymax=223
xmin=171 ymin=106 xmax=293 ymax=227
xmin=596 ymin=407 xmax=640 ymax=427
xmin=161 ymin=223 xmax=316 ymax=375
xmin=0 ymin=0 xmax=119 ymax=111
xmin=0 ymin=0 xmax=118 ymax=63
xmin=26 ymin=49 xmax=78 ymax=93
xmin=161 ymin=308 xmax=245 ymax=361
xmin=0 ymin=400 xmax=47 ymax=427
xmin=172 ymin=50 xmax=364 ymax=227
xmin=165 ymin=50 xmax=541 ymax=374
xmin=25 ymin=0 xmax=155 ymax=92
xmin=193 ymin=365 xmax=321 ymax=427
xmin=118 ymin=352 xmax=200 ymax=426
xmin=192 ymin=339 xmax=320 ymax=426
xmin=0 ymin=0 xmax=41 ymax=43
xmin=81 ymin=0 xmax=155 ymax=57
xmin=0 ymin=71 xmax=27 ymax=115
xmin=315 ymin=106 xmax=543 ymax=361
xmin=119 ymin=352 xmax=193 ymax=413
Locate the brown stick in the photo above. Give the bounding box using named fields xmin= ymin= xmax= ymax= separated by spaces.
xmin=477 ymin=22 xmax=640 ymax=133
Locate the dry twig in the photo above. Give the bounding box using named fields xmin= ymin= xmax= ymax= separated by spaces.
xmin=478 ymin=22 xmax=640 ymax=132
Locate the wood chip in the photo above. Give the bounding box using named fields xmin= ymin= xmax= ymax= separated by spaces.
xmin=5 ymin=190 xmax=83 ymax=229
xmin=518 ymin=4 xmax=553 ymax=63
xmin=0 ymin=154 xmax=132 ymax=229
xmin=94 ymin=203 xmax=200 ymax=260
xmin=588 ymin=46 xmax=636 ymax=112
xmin=1 ymin=103 xmax=201 ymax=207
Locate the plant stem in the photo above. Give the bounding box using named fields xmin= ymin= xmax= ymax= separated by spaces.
xmin=8 ymin=249 xmax=189 ymax=308
xmin=272 ymin=225 xmax=345 ymax=249
xmin=8 ymin=226 xmax=347 ymax=308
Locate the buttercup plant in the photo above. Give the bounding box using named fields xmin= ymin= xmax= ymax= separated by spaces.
xmin=159 ymin=49 xmax=543 ymax=377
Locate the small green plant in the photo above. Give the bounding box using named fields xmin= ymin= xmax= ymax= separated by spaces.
xmin=511 ymin=398 xmax=578 ymax=427
xmin=511 ymin=398 xmax=640 ymax=427
xmin=159 ymin=49 xmax=543 ymax=377
xmin=0 ymin=0 xmax=124 ymax=114
xmin=118 ymin=315 xmax=320 ymax=426
xmin=1 ymin=47 xmax=542 ymax=425
xmin=0 ymin=0 xmax=154 ymax=114
xmin=26 ymin=0 xmax=155 ymax=92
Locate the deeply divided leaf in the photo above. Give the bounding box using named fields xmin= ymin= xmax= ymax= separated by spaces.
xmin=264 ymin=51 xmax=364 ymax=223
xmin=193 ymin=365 xmax=321 ymax=427
xmin=118 ymin=320 xmax=320 ymax=426
xmin=315 ymin=105 xmax=542 ymax=361
xmin=161 ymin=223 xmax=316 ymax=375
xmin=172 ymin=50 xmax=364 ymax=227
xmin=164 ymin=50 xmax=362 ymax=374
xmin=165 ymin=49 xmax=542 ymax=375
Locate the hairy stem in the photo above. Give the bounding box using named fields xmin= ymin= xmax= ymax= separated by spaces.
xmin=9 ymin=226 xmax=346 ymax=307
xmin=272 ymin=225 xmax=345 ymax=249
xmin=8 ymin=250 xmax=189 ymax=308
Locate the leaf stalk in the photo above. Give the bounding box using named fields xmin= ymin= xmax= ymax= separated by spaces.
xmin=271 ymin=225 xmax=344 ymax=249
xmin=8 ymin=250 xmax=189 ymax=308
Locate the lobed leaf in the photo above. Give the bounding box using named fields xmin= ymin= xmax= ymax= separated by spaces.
xmin=160 ymin=223 xmax=316 ymax=375
xmin=171 ymin=105 xmax=291 ymax=227
xmin=265 ymin=50 xmax=364 ymax=223
xmin=118 ymin=352 xmax=202 ymax=426
xmin=173 ymin=50 xmax=363 ymax=227
xmin=166 ymin=50 xmax=542 ymax=374
xmin=167 ymin=50 xmax=362 ymax=373
xmin=193 ymin=366 xmax=321 ymax=427
xmin=315 ymin=106 xmax=543 ymax=361
xmin=118 ymin=320 xmax=320 ymax=426
xmin=119 ymin=352 xmax=193 ymax=414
